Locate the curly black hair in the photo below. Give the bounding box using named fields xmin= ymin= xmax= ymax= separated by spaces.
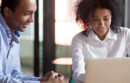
xmin=76 ymin=0 xmax=124 ymax=33
xmin=1 ymin=0 xmax=21 ymax=15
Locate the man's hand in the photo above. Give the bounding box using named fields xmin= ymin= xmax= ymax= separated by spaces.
xmin=40 ymin=71 xmax=64 ymax=83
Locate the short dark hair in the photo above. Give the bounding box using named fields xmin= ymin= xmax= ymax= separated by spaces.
xmin=76 ymin=0 xmax=124 ymax=33
xmin=1 ymin=0 xmax=21 ymax=15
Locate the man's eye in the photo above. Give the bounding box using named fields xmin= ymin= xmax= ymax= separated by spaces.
xmin=24 ymin=12 xmax=31 ymax=15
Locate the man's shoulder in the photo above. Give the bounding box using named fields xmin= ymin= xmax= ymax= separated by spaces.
xmin=0 ymin=24 xmax=2 ymax=36
xmin=0 ymin=24 xmax=4 ymax=35
xmin=0 ymin=24 xmax=7 ymax=39
xmin=0 ymin=24 xmax=3 ymax=44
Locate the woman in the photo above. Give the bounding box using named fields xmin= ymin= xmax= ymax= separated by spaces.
xmin=71 ymin=0 xmax=130 ymax=83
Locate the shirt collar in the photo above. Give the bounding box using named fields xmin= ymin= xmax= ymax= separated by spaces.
xmin=0 ymin=13 xmax=20 ymax=37
xmin=88 ymin=28 xmax=117 ymax=41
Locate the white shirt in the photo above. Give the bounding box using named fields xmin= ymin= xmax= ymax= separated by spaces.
xmin=71 ymin=27 xmax=130 ymax=83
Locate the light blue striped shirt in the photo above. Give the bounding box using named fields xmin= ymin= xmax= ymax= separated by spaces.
xmin=0 ymin=13 xmax=40 ymax=83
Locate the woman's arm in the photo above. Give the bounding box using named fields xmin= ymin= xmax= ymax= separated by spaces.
xmin=71 ymin=35 xmax=86 ymax=83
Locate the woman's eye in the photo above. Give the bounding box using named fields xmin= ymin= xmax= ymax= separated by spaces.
xmin=104 ymin=18 xmax=108 ymax=21
xmin=93 ymin=19 xmax=99 ymax=22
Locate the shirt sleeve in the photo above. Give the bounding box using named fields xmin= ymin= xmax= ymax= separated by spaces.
xmin=71 ymin=35 xmax=86 ymax=83
xmin=0 ymin=72 xmax=40 ymax=83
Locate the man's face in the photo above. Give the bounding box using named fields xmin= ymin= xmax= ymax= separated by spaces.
xmin=7 ymin=0 xmax=37 ymax=32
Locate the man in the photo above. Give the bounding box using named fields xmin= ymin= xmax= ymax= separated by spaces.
xmin=0 ymin=0 xmax=64 ymax=83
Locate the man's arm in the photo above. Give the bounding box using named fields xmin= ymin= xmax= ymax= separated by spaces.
xmin=0 ymin=70 xmax=64 ymax=83
xmin=0 ymin=73 xmax=40 ymax=83
xmin=40 ymin=71 xmax=64 ymax=83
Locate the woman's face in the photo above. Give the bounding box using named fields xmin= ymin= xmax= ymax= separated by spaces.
xmin=90 ymin=8 xmax=112 ymax=40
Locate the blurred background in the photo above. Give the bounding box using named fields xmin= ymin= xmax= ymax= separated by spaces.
xmin=20 ymin=0 xmax=129 ymax=83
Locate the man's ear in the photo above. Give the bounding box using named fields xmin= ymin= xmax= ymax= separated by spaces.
xmin=4 ymin=7 xmax=12 ymax=18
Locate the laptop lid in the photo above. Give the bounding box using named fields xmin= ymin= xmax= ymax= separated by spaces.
xmin=84 ymin=57 xmax=130 ymax=83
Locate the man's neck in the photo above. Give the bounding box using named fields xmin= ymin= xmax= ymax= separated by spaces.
xmin=4 ymin=17 xmax=15 ymax=45
xmin=4 ymin=17 xmax=15 ymax=37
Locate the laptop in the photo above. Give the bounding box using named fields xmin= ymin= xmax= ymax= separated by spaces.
xmin=84 ymin=57 xmax=130 ymax=83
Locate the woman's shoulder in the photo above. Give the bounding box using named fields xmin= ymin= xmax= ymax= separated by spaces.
xmin=72 ymin=31 xmax=87 ymax=41
xmin=120 ymin=27 xmax=130 ymax=32
xmin=117 ymin=27 xmax=130 ymax=39
xmin=119 ymin=27 xmax=130 ymax=34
